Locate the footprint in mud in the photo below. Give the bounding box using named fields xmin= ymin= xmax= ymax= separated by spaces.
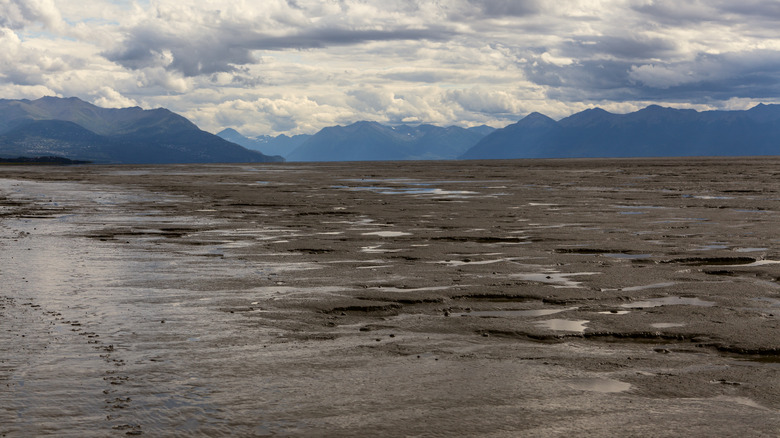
xmin=22 ymin=299 xmax=140 ymax=434
xmin=103 ymin=374 xmax=129 ymax=385
xmin=112 ymin=423 xmax=143 ymax=435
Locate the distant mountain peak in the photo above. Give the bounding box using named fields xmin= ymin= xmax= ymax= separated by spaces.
xmin=514 ymin=112 xmax=557 ymax=128
xmin=559 ymin=107 xmax=615 ymax=127
xmin=217 ymin=128 xmax=241 ymax=136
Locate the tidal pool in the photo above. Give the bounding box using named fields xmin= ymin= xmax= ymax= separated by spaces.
xmin=534 ymin=319 xmax=590 ymax=332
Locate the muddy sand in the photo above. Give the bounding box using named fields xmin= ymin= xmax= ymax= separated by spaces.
xmin=1 ymin=158 xmax=778 ymax=436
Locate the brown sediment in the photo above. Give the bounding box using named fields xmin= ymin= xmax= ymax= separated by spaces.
xmin=1 ymin=158 xmax=779 ymax=436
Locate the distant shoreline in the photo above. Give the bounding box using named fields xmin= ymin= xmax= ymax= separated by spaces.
xmin=0 ymin=156 xmax=91 ymax=165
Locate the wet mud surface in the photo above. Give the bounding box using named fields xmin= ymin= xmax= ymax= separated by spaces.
xmin=1 ymin=158 xmax=779 ymax=436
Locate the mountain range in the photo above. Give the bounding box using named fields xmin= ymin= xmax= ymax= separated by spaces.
xmin=219 ymin=122 xmax=494 ymax=161
xmin=217 ymin=128 xmax=310 ymax=158
xmin=0 ymin=97 xmax=281 ymax=164
xmin=461 ymin=104 xmax=780 ymax=159
xmin=288 ymin=122 xmax=493 ymax=161
xmin=3 ymin=96 xmax=780 ymax=164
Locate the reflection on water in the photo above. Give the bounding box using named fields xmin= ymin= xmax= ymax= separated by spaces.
xmin=534 ymin=319 xmax=589 ymax=332
xmin=0 ymin=179 xmax=319 ymax=435
xmin=361 ymin=231 xmax=412 ymax=237
xmin=333 ymin=184 xmax=480 ymax=197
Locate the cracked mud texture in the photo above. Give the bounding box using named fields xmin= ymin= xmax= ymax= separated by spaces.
xmin=1 ymin=157 xmax=779 ymax=437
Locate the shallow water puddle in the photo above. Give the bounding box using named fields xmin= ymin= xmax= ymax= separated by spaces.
xmin=373 ymin=286 xmax=452 ymax=293
xmin=566 ymin=378 xmax=631 ymax=393
xmin=685 ymin=195 xmax=734 ymax=200
xmin=651 ymin=322 xmax=686 ymax=328
xmin=361 ymin=244 xmax=403 ymax=253
xmin=734 ymin=247 xmax=769 ymax=253
xmin=334 ymin=184 xmax=479 ymax=197
xmin=457 ymin=307 xmax=577 ymax=318
xmin=732 ymin=260 xmax=780 ymax=267
xmin=513 ymin=272 xmax=600 ymax=288
xmin=534 ymin=319 xmax=589 ymax=332
xmin=362 ymin=231 xmax=412 ymax=237
xmin=693 ymin=244 xmax=730 ymax=251
xmin=621 ymin=296 xmax=716 ymax=308
xmin=621 ymin=282 xmax=677 ymax=292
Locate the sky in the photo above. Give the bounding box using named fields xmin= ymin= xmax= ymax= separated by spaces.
xmin=2 ymin=0 xmax=780 ymax=136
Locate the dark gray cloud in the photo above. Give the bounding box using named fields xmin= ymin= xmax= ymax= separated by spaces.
xmin=560 ymin=35 xmax=679 ymax=62
xmin=467 ymin=0 xmax=542 ymax=17
xmin=629 ymin=50 xmax=780 ymax=100
xmin=520 ymin=48 xmax=780 ymax=104
xmin=104 ymin=24 xmax=455 ymax=77
xmin=523 ymin=58 xmax=638 ymax=99
xmin=104 ymin=24 xmax=259 ymax=76
xmin=722 ymin=2 xmax=780 ymax=19
xmin=630 ymin=1 xmax=720 ymax=25
xmin=632 ymin=0 xmax=780 ymax=26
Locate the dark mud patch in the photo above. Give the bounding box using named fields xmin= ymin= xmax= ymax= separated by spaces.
xmin=358 ymin=296 xmax=445 ymax=305
xmin=582 ymin=331 xmax=707 ymax=343
xmin=285 ymin=332 xmax=340 ymax=341
xmin=329 ymin=303 xmax=403 ymax=313
xmin=555 ymin=248 xmax=634 ymax=255
xmin=702 ymin=269 xmax=737 ymax=276
xmin=478 ymin=329 xmax=566 ymax=343
xmin=292 ymin=248 xmax=336 ymax=254
xmin=721 ymin=189 xmax=765 ymax=193
xmin=88 ymin=227 xmax=197 ymax=240
xmin=662 ymin=257 xmax=756 ymax=266
xmin=390 ymin=255 xmax=421 ymax=261
xmin=713 ymin=345 xmax=780 ymax=357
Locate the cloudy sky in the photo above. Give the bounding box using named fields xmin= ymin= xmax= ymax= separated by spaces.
xmin=2 ymin=0 xmax=780 ymax=135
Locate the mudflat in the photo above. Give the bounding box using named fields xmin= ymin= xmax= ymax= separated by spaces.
xmin=1 ymin=158 xmax=778 ymax=436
